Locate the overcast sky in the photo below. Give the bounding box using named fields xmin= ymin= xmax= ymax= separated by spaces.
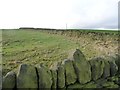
xmin=0 ymin=0 xmax=119 ymax=29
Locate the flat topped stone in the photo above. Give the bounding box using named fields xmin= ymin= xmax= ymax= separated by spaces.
xmin=17 ymin=64 xmax=38 ymax=89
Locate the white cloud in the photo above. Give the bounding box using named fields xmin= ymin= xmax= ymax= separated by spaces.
xmin=0 ymin=0 xmax=119 ymax=29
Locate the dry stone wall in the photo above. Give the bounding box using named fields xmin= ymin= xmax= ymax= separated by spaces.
xmin=2 ymin=49 xmax=120 ymax=89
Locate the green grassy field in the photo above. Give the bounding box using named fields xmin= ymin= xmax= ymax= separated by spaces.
xmin=2 ymin=29 xmax=119 ymax=76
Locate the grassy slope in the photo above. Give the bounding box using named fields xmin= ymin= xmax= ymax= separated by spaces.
xmin=2 ymin=29 xmax=119 ymax=75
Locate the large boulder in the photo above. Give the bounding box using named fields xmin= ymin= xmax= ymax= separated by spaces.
xmin=17 ymin=64 xmax=38 ymax=88
xmin=89 ymin=57 xmax=105 ymax=81
xmin=36 ymin=64 xmax=52 ymax=88
xmin=57 ymin=64 xmax=65 ymax=88
xmin=62 ymin=59 xmax=77 ymax=85
xmin=69 ymin=49 xmax=91 ymax=84
xmin=2 ymin=71 xmax=16 ymax=89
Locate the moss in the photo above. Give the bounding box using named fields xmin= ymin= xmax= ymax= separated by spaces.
xmin=67 ymin=82 xmax=97 ymax=89
xmin=107 ymin=75 xmax=120 ymax=85
xmin=67 ymin=83 xmax=84 ymax=89
xmin=83 ymin=82 xmax=97 ymax=88
xmin=95 ymin=78 xmax=107 ymax=88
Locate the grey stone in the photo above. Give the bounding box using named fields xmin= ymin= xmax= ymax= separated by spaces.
xmin=68 ymin=49 xmax=86 ymax=61
xmin=36 ymin=64 xmax=52 ymax=88
xmin=2 ymin=71 xmax=16 ymax=89
xmin=50 ymin=69 xmax=57 ymax=89
xmin=115 ymin=54 xmax=120 ymax=74
xmin=62 ymin=59 xmax=77 ymax=85
xmin=57 ymin=64 xmax=65 ymax=88
xmin=17 ymin=64 xmax=38 ymax=88
xmin=70 ymin=49 xmax=91 ymax=84
xmin=95 ymin=78 xmax=107 ymax=88
xmin=107 ymin=57 xmax=118 ymax=76
xmin=89 ymin=57 xmax=105 ymax=81
xmin=102 ymin=60 xmax=110 ymax=78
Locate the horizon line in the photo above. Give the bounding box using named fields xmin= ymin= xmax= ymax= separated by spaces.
xmin=0 ymin=27 xmax=119 ymax=31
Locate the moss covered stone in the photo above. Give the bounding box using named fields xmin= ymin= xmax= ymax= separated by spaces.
xmin=50 ymin=69 xmax=57 ymax=89
xmin=89 ymin=57 xmax=105 ymax=81
xmin=68 ymin=49 xmax=86 ymax=61
xmin=2 ymin=71 xmax=16 ymax=89
xmin=107 ymin=56 xmax=118 ymax=76
xmin=70 ymin=49 xmax=91 ymax=84
xmin=73 ymin=60 xmax=91 ymax=84
xmin=102 ymin=60 xmax=110 ymax=78
xmin=57 ymin=64 xmax=65 ymax=88
xmin=62 ymin=59 xmax=77 ymax=85
xmin=36 ymin=64 xmax=52 ymax=88
xmin=17 ymin=64 xmax=38 ymax=88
